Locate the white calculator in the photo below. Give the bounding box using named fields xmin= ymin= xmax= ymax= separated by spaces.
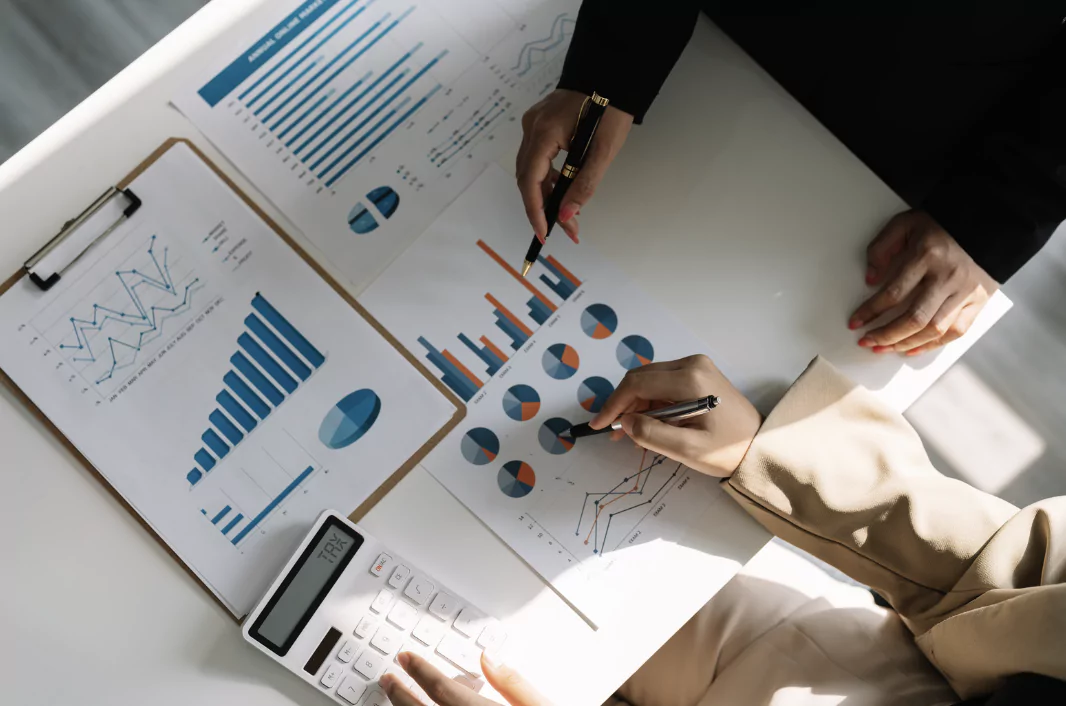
xmin=243 ymin=511 xmax=506 ymax=705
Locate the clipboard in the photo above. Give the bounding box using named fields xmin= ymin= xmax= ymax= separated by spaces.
xmin=0 ymin=138 xmax=465 ymax=618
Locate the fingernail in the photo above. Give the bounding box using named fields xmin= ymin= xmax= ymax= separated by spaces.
xmin=535 ymin=231 xmax=545 ymax=244
xmin=872 ymin=345 xmax=890 ymax=354
xmin=397 ymin=652 xmax=411 ymax=669
xmin=906 ymin=349 xmax=922 ymax=357
xmin=848 ymin=317 xmax=863 ymax=330
xmin=857 ymin=337 xmax=874 ymax=347
xmin=378 ymin=674 xmax=395 ymax=690
xmin=482 ymin=646 xmax=504 ymax=668
xmin=559 ymin=202 xmax=578 ymax=222
xmin=865 ymin=267 xmax=877 ymax=284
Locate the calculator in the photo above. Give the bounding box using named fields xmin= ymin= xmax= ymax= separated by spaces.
xmin=242 ymin=511 xmax=506 ymax=705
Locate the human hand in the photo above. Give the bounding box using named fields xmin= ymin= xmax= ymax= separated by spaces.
xmin=589 ymin=356 xmax=761 ymax=478
xmin=517 ymin=89 xmax=633 ymax=243
xmin=849 ymin=210 xmax=999 ymax=356
xmin=380 ymin=651 xmax=549 ymax=706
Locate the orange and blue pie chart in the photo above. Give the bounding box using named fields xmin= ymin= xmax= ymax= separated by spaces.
xmin=498 ymin=460 xmax=536 ymax=498
xmin=617 ymin=335 xmax=655 ymax=369
xmin=580 ymin=303 xmax=618 ymax=339
xmin=502 ymin=384 xmax=540 ymax=421
xmin=578 ymin=376 xmax=615 ymax=413
xmin=542 ymin=343 xmax=580 ymax=380
xmin=538 ymin=417 xmax=575 ymax=455
xmin=460 ymin=427 xmax=500 ymax=465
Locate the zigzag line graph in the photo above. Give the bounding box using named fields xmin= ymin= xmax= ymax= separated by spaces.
xmin=512 ymin=13 xmax=574 ymax=77
xmin=575 ymin=450 xmax=682 ymax=555
xmin=57 ymin=234 xmax=203 ymax=383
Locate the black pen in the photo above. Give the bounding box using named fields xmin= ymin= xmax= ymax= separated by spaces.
xmin=520 ymin=91 xmax=610 ymax=277
xmin=568 ymin=395 xmax=721 ymax=438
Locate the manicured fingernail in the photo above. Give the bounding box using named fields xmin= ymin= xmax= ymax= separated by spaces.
xmin=559 ymin=202 xmax=578 ymax=222
xmin=535 ymin=231 xmax=545 ymax=244
xmin=848 ymin=317 xmax=863 ymax=330
xmin=906 ymin=349 xmax=922 ymax=357
xmin=865 ymin=267 xmax=877 ymax=284
xmin=397 ymin=652 xmax=411 ymax=668
xmin=857 ymin=337 xmax=874 ymax=347
xmin=872 ymin=345 xmax=890 ymax=354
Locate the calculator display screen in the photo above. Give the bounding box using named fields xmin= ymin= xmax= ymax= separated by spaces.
xmin=253 ymin=520 xmax=361 ymax=653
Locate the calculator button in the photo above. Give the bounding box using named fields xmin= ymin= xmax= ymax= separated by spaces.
xmin=399 ymin=639 xmax=430 ymax=660
xmin=320 ymin=661 xmax=343 ymax=688
xmin=353 ymin=648 xmax=385 ymax=680
xmin=404 ymin=575 xmax=436 ymax=606
xmin=387 ymin=601 xmax=419 ymax=631
xmin=437 ymin=633 xmax=483 ymax=677
xmin=388 ymin=565 xmax=411 ymax=589
xmin=412 ymin=615 xmax=446 ymax=647
xmin=371 ymin=625 xmax=400 ymax=655
xmin=428 ymin=592 xmax=459 ymax=621
xmin=337 ymin=639 xmax=357 ymax=663
xmin=477 ymin=621 xmax=507 ymax=651
xmin=453 ymin=607 xmax=487 ymax=638
xmin=371 ymin=589 xmax=394 ymax=614
xmin=364 ymin=690 xmax=389 ymax=706
xmin=355 ymin=615 xmax=377 ymax=639
xmin=370 ymin=553 xmax=393 ymax=577
xmin=384 ymin=664 xmax=411 ymax=687
xmin=337 ymin=675 xmax=367 ymax=704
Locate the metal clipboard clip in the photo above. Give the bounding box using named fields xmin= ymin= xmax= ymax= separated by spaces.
xmin=24 ymin=187 xmax=142 ymax=291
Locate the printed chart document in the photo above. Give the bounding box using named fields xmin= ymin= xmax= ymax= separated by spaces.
xmin=175 ymin=0 xmax=579 ymax=290
xmin=361 ymin=166 xmax=767 ymax=627
xmin=0 ymin=143 xmax=456 ymax=615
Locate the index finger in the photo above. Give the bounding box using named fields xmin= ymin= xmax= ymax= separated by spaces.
xmin=399 ymin=652 xmax=479 ymax=706
xmin=516 ymin=138 xmax=558 ymax=239
xmin=590 ymin=365 xmax=703 ymax=429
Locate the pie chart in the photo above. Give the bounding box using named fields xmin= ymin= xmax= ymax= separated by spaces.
xmin=460 ymin=427 xmax=500 ymax=465
xmin=502 ymin=384 xmax=540 ymax=421
xmin=542 ymin=343 xmax=580 ymax=380
xmin=580 ymin=303 xmax=618 ymax=339
xmin=617 ymin=335 xmax=655 ymax=369
xmin=319 ymin=389 xmax=381 ymax=449
xmin=538 ymin=417 xmax=575 ymax=455
xmin=347 ymin=202 xmax=379 ymax=234
xmin=498 ymin=460 xmax=536 ymax=498
xmin=578 ymin=376 xmax=615 ymax=413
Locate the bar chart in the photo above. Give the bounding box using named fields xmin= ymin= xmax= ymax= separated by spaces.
xmin=416 ymin=240 xmax=582 ymax=401
xmin=187 ymin=293 xmax=326 ymax=487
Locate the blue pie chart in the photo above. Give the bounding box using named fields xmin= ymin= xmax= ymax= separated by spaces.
xmin=542 ymin=343 xmax=580 ymax=380
xmin=538 ymin=417 xmax=575 ymax=455
xmin=319 ymin=390 xmax=381 ymax=449
xmin=460 ymin=427 xmax=500 ymax=465
xmin=578 ymin=376 xmax=615 ymax=413
xmin=498 ymin=460 xmax=536 ymax=498
xmin=580 ymin=303 xmax=618 ymax=339
xmin=503 ymin=384 xmax=540 ymax=421
xmin=617 ymin=335 xmax=655 ymax=370
xmin=347 ymin=202 xmax=379 ymax=234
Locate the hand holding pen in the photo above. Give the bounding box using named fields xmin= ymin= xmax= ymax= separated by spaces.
xmin=581 ymin=356 xmax=764 ymax=479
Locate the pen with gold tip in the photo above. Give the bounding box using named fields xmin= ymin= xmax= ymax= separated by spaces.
xmin=520 ymin=91 xmax=610 ymax=277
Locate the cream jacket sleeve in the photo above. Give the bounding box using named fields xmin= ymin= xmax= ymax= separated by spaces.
xmin=723 ymin=357 xmax=1066 ymax=700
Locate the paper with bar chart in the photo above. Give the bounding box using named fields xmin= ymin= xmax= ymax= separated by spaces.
xmin=361 ymin=167 xmax=760 ymax=626
xmin=0 ymin=143 xmax=456 ymax=615
xmin=175 ymin=0 xmax=579 ymax=290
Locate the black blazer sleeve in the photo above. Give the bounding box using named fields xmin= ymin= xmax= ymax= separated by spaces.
xmin=556 ymin=0 xmax=701 ymax=123
xmin=922 ymin=33 xmax=1066 ymax=283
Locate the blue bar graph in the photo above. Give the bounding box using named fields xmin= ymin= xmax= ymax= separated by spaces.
xmin=318 ymin=97 xmax=408 ymax=177
xmin=210 ymin=409 xmax=245 ymax=446
xmin=284 ymin=70 xmax=371 ymax=144
xmin=277 ymin=89 xmax=334 ymax=139
xmin=238 ymin=0 xmax=360 ymax=103
xmin=252 ymin=294 xmax=325 ymax=367
xmin=245 ymin=314 xmax=312 ymax=380
xmin=264 ymin=10 xmax=384 ymax=126
xmin=255 ymin=60 xmax=320 ymax=116
xmin=537 ymin=256 xmax=578 ymax=299
xmin=239 ymin=333 xmax=298 ymax=393
xmin=217 ymin=390 xmax=257 ymax=432
xmin=527 ymin=296 xmax=553 ymax=326
xmin=211 ymin=506 xmax=232 ymax=525
xmin=187 ymin=469 xmax=203 ymax=485
xmin=325 ymin=83 xmax=440 ymax=187
xmin=195 ymin=449 xmax=216 ymax=473
xmin=305 ymin=68 xmax=410 ymax=163
xmin=459 ymin=333 xmax=505 ymax=377
xmin=232 ymin=352 xmax=284 ymax=406
xmin=222 ymin=513 xmax=244 ymax=535
xmin=202 ymin=429 xmax=230 ymax=459
xmin=224 ymin=371 xmax=271 ymax=420
xmin=231 ymin=466 xmax=316 ymax=545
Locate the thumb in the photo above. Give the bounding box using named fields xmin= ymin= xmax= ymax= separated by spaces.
xmin=482 ymin=650 xmax=547 ymax=706
xmin=866 ymin=214 xmax=910 ymax=285
xmin=620 ymin=414 xmax=702 ymax=467
xmin=558 ymin=137 xmax=615 ymax=223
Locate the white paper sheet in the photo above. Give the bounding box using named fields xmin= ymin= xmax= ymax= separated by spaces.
xmin=361 ymin=167 xmax=766 ymax=626
xmin=174 ymin=0 xmax=580 ymax=291
xmin=0 ymin=143 xmax=456 ymax=615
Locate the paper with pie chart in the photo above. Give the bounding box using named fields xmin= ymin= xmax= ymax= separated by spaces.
xmin=361 ymin=166 xmax=752 ymax=626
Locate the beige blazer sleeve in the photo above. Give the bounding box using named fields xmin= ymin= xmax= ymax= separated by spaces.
xmin=723 ymin=356 xmax=1066 ymax=699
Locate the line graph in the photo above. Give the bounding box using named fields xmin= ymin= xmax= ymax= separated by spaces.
xmin=39 ymin=233 xmax=206 ymax=391
xmin=512 ymin=13 xmax=574 ymax=77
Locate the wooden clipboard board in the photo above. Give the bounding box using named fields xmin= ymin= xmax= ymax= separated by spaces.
xmin=0 ymin=138 xmax=465 ymax=618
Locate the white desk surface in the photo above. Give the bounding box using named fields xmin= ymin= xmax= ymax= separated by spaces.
xmin=0 ymin=2 xmax=1009 ymax=705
